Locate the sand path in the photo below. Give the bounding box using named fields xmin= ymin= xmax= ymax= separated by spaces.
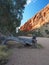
xmin=6 ymin=37 xmax=49 ymax=65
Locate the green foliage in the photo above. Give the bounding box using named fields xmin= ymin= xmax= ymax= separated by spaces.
xmin=0 ymin=45 xmax=11 ymax=65
xmin=15 ymin=29 xmax=27 ymax=36
xmin=37 ymin=44 xmax=44 ymax=48
xmin=36 ymin=30 xmax=43 ymax=37
xmin=45 ymin=29 xmax=49 ymax=34
xmin=17 ymin=30 xmax=43 ymax=37
xmin=0 ymin=0 xmax=26 ymax=35
xmin=27 ymin=30 xmax=43 ymax=37
xmin=0 ymin=46 xmax=8 ymax=65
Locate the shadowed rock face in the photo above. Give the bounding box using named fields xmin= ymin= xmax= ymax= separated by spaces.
xmin=20 ymin=4 xmax=49 ymax=31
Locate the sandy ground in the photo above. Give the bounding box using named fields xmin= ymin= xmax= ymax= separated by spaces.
xmin=6 ymin=37 xmax=49 ymax=65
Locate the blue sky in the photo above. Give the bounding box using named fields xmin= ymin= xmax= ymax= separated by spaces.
xmin=21 ymin=0 xmax=49 ymax=26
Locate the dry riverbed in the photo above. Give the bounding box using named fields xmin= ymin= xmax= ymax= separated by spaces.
xmin=6 ymin=37 xmax=49 ymax=65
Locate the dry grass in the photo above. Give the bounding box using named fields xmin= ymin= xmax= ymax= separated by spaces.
xmin=6 ymin=41 xmax=24 ymax=48
xmin=6 ymin=41 xmax=43 ymax=49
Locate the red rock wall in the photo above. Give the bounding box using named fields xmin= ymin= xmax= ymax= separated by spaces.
xmin=20 ymin=4 xmax=49 ymax=31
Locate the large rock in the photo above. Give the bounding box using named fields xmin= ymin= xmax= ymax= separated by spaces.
xmin=20 ymin=4 xmax=49 ymax=31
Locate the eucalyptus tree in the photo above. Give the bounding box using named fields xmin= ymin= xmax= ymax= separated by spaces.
xmin=0 ymin=0 xmax=26 ymax=35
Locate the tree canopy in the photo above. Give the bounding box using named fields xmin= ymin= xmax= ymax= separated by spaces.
xmin=0 ymin=0 xmax=26 ymax=35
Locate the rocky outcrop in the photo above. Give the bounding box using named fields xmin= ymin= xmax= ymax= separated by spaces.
xmin=20 ymin=4 xmax=49 ymax=31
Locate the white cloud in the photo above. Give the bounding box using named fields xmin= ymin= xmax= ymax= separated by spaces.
xmin=26 ymin=0 xmax=37 ymax=6
xmin=27 ymin=0 xmax=32 ymax=5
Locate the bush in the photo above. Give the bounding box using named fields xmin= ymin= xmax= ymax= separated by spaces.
xmin=45 ymin=30 xmax=49 ymax=34
xmin=0 ymin=52 xmax=8 ymax=65
xmin=0 ymin=45 xmax=8 ymax=51
xmin=0 ymin=45 xmax=10 ymax=65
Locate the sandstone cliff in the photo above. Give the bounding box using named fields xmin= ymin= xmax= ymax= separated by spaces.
xmin=20 ymin=4 xmax=49 ymax=31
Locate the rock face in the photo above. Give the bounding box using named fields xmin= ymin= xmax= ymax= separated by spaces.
xmin=20 ymin=4 xmax=49 ymax=31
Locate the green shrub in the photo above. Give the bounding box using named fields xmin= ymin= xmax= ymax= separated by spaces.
xmin=0 ymin=45 xmax=10 ymax=65
xmin=0 ymin=45 xmax=8 ymax=51
xmin=37 ymin=44 xmax=44 ymax=48
xmin=45 ymin=30 xmax=49 ymax=34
